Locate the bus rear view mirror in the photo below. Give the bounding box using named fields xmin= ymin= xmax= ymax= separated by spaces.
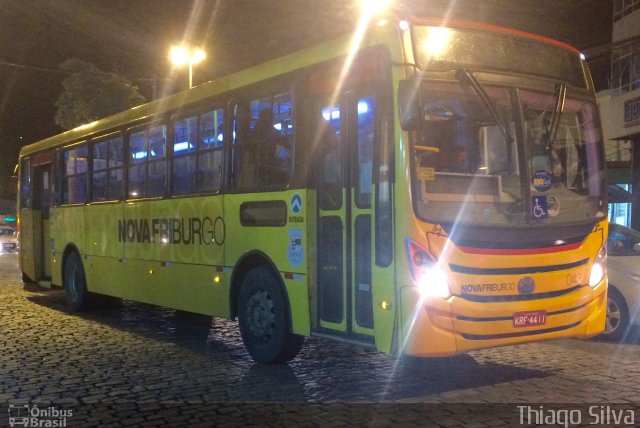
xmin=398 ymin=79 xmax=421 ymax=130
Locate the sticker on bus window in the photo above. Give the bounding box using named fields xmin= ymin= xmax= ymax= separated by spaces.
xmin=418 ymin=167 xmax=435 ymax=181
xmin=289 ymin=193 xmax=304 ymax=223
xmin=532 ymin=196 xmax=548 ymax=219
xmin=290 ymin=193 xmax=302 ymax=214
xmin=532 ymin=170 xmax=552 ymax=192
xmin=547 ymin=195 xmax=560 ymax=217
xmin=287 ymin=227 xmax=304 ymax=268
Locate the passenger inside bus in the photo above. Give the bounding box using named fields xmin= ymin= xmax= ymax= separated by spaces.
xmin=449 ymin=146 xmax=471 ymax=173
xmin=251 ymin=108 xmax=289 ymax=183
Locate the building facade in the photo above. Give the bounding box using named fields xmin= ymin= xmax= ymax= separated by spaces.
xmin=598 ymin=0 xmax=640 ymax=228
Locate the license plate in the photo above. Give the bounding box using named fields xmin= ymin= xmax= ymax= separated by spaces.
xmin=513 ymin=310 xmax=547 ymax=328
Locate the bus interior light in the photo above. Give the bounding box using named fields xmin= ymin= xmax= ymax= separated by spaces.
xmin=357 ymin=101 xmax=369 ymax=114
xmin=173 ymin=141 xmax=193 ymax=153
xmin=132 ymin=151 xmax=147 ymax=160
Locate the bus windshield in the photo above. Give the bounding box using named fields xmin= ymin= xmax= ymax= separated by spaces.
xmin=411 ymin=78 xmax=605 ymax=227
xmin=411 ymin=25 xmax=586 ymax=88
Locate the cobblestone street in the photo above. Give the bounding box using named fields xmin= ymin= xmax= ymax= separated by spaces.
xmin=1 ymin=253 xmax=639 ymax=426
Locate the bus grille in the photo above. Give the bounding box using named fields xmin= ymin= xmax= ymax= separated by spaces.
xmin=449 ymin=258 xmax=589 ymax=275
xmin=459 ymin=285 xmax=583 ymax=303
xmin=458 ymin=303 xmax=587 ymax=322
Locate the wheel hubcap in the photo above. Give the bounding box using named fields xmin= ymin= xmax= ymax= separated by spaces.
xmin=68 ymin=269 xmax=78 ymax=299
xmin=66 ymin=264 xmax=80 ymax=301
xmin=245 ymin=289 xmax=275 ymax=341
xmin=605 ymin=297 xmax=621 ymax=334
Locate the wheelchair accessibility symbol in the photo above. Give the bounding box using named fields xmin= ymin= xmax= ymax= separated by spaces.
xmin=532 ymin=196 xmax=548 ymax=219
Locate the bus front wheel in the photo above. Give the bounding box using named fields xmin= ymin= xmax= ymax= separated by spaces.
xmin=602 ymin=286 xmax=630 ymax=342
xmin=237 ymin=267 xmax=304 ymax=363
xmin=64 ymin=252 xmax=89 ymax=312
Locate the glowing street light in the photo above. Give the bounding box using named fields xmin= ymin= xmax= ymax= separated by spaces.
xmin=169 ymin=45 xmax=206 ymax=88
xmin=359 ymin=0 xmax=391 ymax=15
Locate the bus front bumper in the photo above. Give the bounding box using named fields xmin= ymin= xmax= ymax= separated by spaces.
xmin=398 ymin=280 xmax=607 ymax=357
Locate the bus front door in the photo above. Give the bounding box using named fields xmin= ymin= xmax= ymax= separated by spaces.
xmin=315 ymin=93 xmax=375 ymax=343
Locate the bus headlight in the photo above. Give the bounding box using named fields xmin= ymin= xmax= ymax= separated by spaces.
xmin=588 ymin=244 xmax=607 ymax=287
xmin=416 ymin=265 xmax=451 ymax=299
xmin=405 ymin=238 xmax=452 ymax=299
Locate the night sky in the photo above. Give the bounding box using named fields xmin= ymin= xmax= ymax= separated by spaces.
xmin=0 ymin=0 xmax=612 ymax=196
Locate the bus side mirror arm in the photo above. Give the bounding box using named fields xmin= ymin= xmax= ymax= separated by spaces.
xmin=398 ymin=79 xmax=422 ymax=131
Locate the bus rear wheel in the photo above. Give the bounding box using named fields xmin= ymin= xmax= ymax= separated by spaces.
xmin=21 ymin=272 xmax=33 ymax=284
xmin=64 ymin=252 xmax=89 ymax=312
xmin=237 ymin=267 xmax=304 ymax=363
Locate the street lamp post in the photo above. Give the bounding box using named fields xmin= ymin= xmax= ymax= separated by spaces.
xmin=169 ymin=46 xmax=206 ymax=89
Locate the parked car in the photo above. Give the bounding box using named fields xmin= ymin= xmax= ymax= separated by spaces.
xmin=0 ymin=225 xmax=18 ymax=254
xmin=602 ymin=223 xmax=640 ymax=341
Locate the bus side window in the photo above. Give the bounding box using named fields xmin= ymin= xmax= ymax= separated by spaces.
xmin=197 ymin=108 xmax=224 ymax=193
xmin=128 ymin=124 xmax=167 ymax=199
xmin=20 ymin=158 xmax=32 ymax=209
xmin=108 ymin=137 xmax=124 ymax=200
xmin=147 ymin=125 xmax=167 ymax=197
xmin=62 ymin=144 xmax=88 ymax=204
xmin=231 ymin=90 xmax=294 ymax=190
xmin=231 ymin=103 xmax=254 ymax=189
xmin=92 ymin=134 xmax=123 ymax=201
xmin=92 ymin=140 xmax=108 ymax=201
xmin=172 ymin=108 xmax=225 ymax=196
xmin=173 ymin=116 xmax=198 ymax=195
xmin=128 ymin=130 xmax=147 ymax=198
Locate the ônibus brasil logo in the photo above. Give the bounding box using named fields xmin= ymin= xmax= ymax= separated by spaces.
xmin=8 ymin=404 xmax=73 ymax=427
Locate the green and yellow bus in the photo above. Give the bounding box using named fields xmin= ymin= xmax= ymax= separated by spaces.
xmin=17 ymin=17 xmax=608 ymax=363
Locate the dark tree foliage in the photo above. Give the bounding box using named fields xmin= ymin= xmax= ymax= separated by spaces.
xmin=55 ymin=58 xmax=146 ymax=130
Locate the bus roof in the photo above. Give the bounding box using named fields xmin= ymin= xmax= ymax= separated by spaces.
xmin=19 ymin=16 xmax=583 ymax=158
xmin=19 ymin=21 xmax=401 ymax=158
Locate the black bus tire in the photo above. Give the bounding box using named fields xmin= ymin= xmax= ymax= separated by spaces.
xmin=237 ymin=267 xmax=304 ymax=363
xmin=64 ymin=252 xmax=89 ymax=312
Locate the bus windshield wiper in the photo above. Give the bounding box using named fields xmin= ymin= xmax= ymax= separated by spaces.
xmin=541 ymin=83 xmax=567 ymax=152
xmin=456 ymin=69 xmax=514 ymax=148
